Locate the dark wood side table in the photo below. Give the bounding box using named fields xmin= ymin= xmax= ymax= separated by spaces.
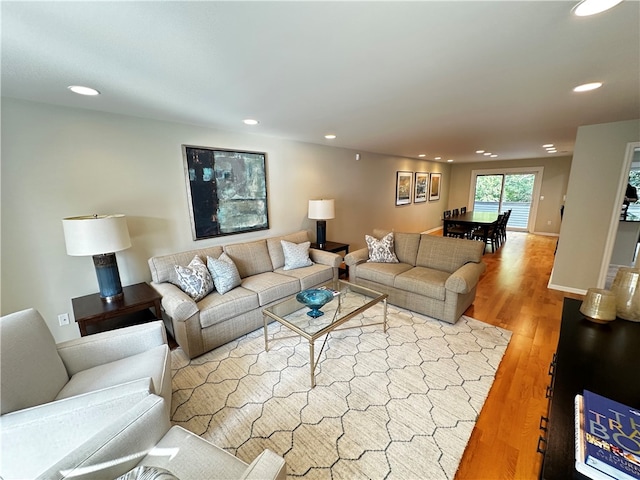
xmin=539 ymin=297 xmax=640 ymax=479
xmin=72 ymin=282 xmax=163 ymax=337
xmin=311 ymin=241 xmax=350 ymax=278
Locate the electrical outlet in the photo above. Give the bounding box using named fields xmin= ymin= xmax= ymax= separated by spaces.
xmin=547 ymin=220 xmax=552 ymax=225
xmin=58 ymin=313 xmax=70 ymax=326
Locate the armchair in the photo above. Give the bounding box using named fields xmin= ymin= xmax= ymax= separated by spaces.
xmin=0 ymin=308 xmax=171 ymax=479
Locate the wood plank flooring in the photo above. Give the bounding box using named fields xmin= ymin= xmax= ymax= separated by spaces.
xmin=449 ymin=232 xmax=583 ymax=480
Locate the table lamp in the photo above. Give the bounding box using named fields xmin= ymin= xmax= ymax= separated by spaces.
xmin=308 ymin=199 xmax=335 ymax=249
xmin=62 ymin=214 xmax=131 ymax=302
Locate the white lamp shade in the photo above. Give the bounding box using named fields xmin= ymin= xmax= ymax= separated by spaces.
xmin=62 ymin=214 xmax=131 ymax=256
xmin=308 ymin=199 xmax=335 ymax=220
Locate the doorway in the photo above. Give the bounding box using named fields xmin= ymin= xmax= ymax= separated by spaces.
xmin=470 ymin=167 xmax=544 ymax=232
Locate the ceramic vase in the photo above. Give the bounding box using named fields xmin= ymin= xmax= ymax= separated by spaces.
xmin=610 ymin=267 xmax=640 ymax=322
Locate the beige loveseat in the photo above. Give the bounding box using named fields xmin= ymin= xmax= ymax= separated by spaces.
xmin=344 ymin=231 xmax=486 ymax=324
xmin=148 ymin=230 xmax=341 ymax=358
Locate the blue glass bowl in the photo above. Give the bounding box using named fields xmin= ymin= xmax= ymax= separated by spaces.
xmin=296 ymin=289 xmax=335 ymax=318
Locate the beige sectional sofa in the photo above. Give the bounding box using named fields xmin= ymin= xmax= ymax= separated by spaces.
xmin=344 ymin=231 xmax=486 ymax=324
xmin=148 ymin=230 xmax=341 ymax=358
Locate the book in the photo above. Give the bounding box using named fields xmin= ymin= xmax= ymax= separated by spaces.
xmin=574 ymin=391 xmax=640 ymax=480
xmin=317 ymin=286 xmax=340 ymax=297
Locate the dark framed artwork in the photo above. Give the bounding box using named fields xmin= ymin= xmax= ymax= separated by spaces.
xmin=182 ymin=145 xmax=269 ymax=240
xmin=396 ymin=171 xmax=413 ymax=206
xmin=414 ymin=172 xmax=429 ymax=203
xmin=429 ymin=173 xmax=442 ymax=201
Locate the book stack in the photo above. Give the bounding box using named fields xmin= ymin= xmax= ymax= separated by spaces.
xmin=575 ymin=390 xmax=640 ymax=480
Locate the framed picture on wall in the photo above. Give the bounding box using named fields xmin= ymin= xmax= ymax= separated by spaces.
xmin=396 ymin=171 xmax=413 ymax=206
xmin=429 ymin=173 xmax=442 ymax=201
xmin=182 ymin=145 xmax=269 ymax=240
xmin=414 ymin=172 xmax=429 ymax=203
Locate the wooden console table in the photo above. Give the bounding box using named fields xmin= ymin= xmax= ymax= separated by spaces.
xmin=72 ymin=282 xmax=162 ymax=336
xmin=539 ymin=297 xmax=640 ymax=479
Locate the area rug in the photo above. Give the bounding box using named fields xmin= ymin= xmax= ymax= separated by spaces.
xmin=170 ymin=304 xmax=512 ymax=480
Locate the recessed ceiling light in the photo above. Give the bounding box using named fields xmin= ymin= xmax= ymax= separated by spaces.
xmin=543 ymin=144 xmax=554 ymax=148
xmin=418 ymin=154 xmax=426 ymax=158
xmin=434 ymin=156 xmax=442 ymax=160
xmin=476 ymin=150 xmax=485 ymax=154
xmin=573 ymin=0 xmax=623 ymax=16
xmin=243 ymin=119 xmax=259 ymax=125
xmin=447 ymin=159 xmax=454 ymax=163
xmin=547 ymin=149 xmax=558 ymax=154
xmin=490 ymin=154 xmax=498 ymax=158
xmin=483 ymin=152 xmax=492 ymax=156
xmin=67 ymin=85 xmax=100 ymax=96
xmin=324 ymin=134 xmax=336 ymax=140
xmin=573 ymin=82 xmax=603 ymax=92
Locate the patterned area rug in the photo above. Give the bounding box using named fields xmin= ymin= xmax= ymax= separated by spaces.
xmin=170 ymin=304 xmax=512 ymax=479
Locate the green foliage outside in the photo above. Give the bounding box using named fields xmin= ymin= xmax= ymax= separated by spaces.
xmin=629 ymin=170 xmax=640 ymax=190
xmin=474 ymin=174 xmax=534 ymax=203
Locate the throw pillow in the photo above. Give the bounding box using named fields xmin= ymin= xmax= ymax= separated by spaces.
xmin=174 ymin=256 xmax=213 ymax=301
xmin=365 ymin=232 xmax=399 ymax=263
xmin=281 ymin=240 xmax=313 ymax=270
xmin=207 ymin=253 xmax=242 ymax=294
xmin=116 ymin=466 xmax=179 ymax=480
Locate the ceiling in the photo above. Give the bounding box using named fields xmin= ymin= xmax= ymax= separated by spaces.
xmin=2 ymin=1 xmax=639 ymax=163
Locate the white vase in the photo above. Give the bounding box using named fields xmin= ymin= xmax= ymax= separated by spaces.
xmin=610 ymin=266 xmax=640 ymax=322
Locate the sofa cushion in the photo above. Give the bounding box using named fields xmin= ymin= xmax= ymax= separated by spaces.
xmin=149 ymin=246 xmax=224 ymax=284
xmin=394 ymin=267 xmax=450 ymax=301
xmin=207 ymin=253 xmax=242 ymax=294
xmin=281 ymin=240 xmax=313 ymax=270
xmin=275 ymin=263 xmax=334 ymax=290
xmin=0 ymin=308 xmax=69 ymax=414
xmin=174 ymin=256 xmax=214 ymax=301
xmin=224 ymin=240 xmax=274 ymax=278
xmin=267 ymin=231 xmax=310 ymax=269
xmin=55 ymin=344 xmax=170 ymax=401
xmin=197 ymin=287 xmax=260 ymax=329
xmin=241 ymin=272 xmax=300 ymax=306
xmin=366 ymin=233 xmax=399 ymax=263
xmin=416 ymin=235 xmax=484 ymax=273
xmin=356 ymin=262 xmax=413 ymax=287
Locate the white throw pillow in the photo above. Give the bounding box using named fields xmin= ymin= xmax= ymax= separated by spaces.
xmin=207 ymin=253 xmax=242 ymax=294
xmin=174 ymin=256 xmax=214 ymax=301
xmin=365 ymin=232 xmax=399 ymax=263
xmin=281 ymin=240 xmax=313 ymax=270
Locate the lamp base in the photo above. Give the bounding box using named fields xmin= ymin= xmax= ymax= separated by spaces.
xmin=93 ymin=253 xmax=124 ymax=302
xmin=316 ymin=220 xmax=327 ymax=249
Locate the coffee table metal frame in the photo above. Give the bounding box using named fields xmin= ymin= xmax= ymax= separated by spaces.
xmin=263 ymin=279 xmax=388 ymax=388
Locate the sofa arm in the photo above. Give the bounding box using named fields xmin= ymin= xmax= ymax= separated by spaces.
xmin=56 ymin=321 xmax=167 ymax=376
xmin=344 ymin=248 xmax=369 ymax=267
xmin=150 ymin=281 xmax=199 ymax=323
xmin=309 ymin=248 xmax=341 ymax=268
xmin=36 ymin=395 xmax=169 ymax=480
xmin=445 ymin=262 xmax=487 ymax=294
xmin=1 ymin=379 xmax=155 ymax=480
xmin=241 ymin=449 xmax=287 ymax=480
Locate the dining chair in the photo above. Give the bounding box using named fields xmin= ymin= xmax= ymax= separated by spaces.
xmin=460 ymin=206 xmax=467 ymax=214
xmin=472 ymin=213 xmax=503 ymax=252
xmin=452 ymin=208 xmax=460 ymax=216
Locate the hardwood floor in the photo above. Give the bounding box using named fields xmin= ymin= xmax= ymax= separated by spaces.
xmin=448 ymin=231 xmax=583 ymax=480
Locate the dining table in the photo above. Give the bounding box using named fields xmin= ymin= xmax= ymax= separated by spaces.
xmin=443 ymin=211 xmax=500 ymax=251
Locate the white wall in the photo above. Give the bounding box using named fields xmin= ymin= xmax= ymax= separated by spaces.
xmin=551 ymin=119 xmax=640 ymax=292
xmin=1 ymin=98 xmax=450 ymax=342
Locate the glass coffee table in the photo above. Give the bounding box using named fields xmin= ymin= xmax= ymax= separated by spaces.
xmin=263 ymin=279 xmax=388 ymax=388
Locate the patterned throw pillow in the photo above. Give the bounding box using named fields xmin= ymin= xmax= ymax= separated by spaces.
xmin=207 ymin=253 xmax=242 ymax=294
xmin=281 ymin=240 xmax=313 ymax=270
xmin=365 ymin=232 xmax=399 ymax=263
xmin=174 ymin=256 xmax=214 ymax=301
